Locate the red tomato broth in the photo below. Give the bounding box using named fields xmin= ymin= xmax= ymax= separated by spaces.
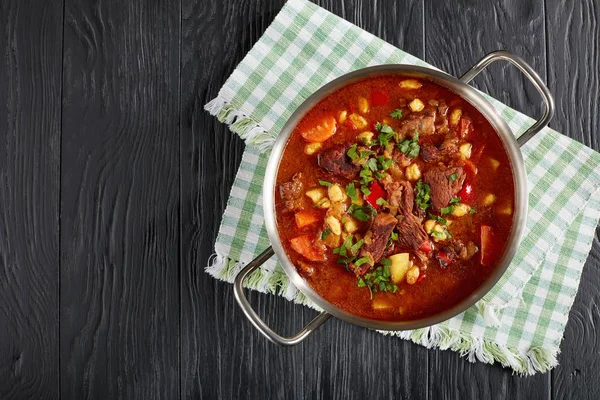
xmin=275 ymin=75 xmax=514 ymax=321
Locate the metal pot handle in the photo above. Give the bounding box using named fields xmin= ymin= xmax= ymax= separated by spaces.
xmin=233 ymin=246 xmax=331 ymax=346
xmin=459 ymin=50 xmax=555 ymax=146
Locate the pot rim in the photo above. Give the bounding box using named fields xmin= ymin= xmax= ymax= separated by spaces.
xmin=262 ymin=64 xmax=529 ymax=331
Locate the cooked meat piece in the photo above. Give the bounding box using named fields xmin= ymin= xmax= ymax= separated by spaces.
xmin=389 ymin=147 xmax=412 ymax=167
xmin=439 ymin=134 xmax=459 ymax=154
xmin=396 ymin=213 xmax=430 ymax=253
xmin=385 ymin=180 xmax=414 ymax=216
xmin=436 ymin=240 xmax=469 ymax=268
xmin=279 ymin=172 xmax=304 ymax=212
xmin=318 ymin=144 xmax=361 ymax=179
xmin=423 ymin=166 xmax=466 ymax=212
xmin=420 ymin=143 xmax=442 ymax=163
xmin=420 ymin=133 xmax=459 ymax=163
xmin=438 ymin=102 xmax=449 ymax=117
xmin=356 ymin=212 xmax=397 ymax=275
xmin=398 ymin=109 xmax=436 ymax=137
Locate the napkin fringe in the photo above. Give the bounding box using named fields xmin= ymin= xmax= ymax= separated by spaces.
xmin=205 ymin=96 xmax=275 ymax=152
xmin=382 ymin=326 xmax=558 ymax=376
xmin=207 ymin=252 xmax=558 ymax=375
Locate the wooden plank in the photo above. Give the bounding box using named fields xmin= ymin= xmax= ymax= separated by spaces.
xmin=59 ymin=0 xmax=180 ymax=398
xmin=425 ymin=0 xmax=551 ymax=398
xmin=180 ymin=0 xmax=427 ymax=398
xmin=0 ymin=2 xmax=62 ymax=399
xmin=546 ymin=0 xmax=600 ymax=398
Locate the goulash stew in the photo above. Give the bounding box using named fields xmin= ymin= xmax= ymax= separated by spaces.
xmin=275 ymin=76 xmax=514 ymax=320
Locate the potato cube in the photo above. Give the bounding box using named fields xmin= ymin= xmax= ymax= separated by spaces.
xmin=424 ymin=219 xmax=436 ymax=234
xmin=343 ymin=218 xmax=358 ymax=234
xmin=399 ymin=79 xmax=423 ymax=89
xmin=459 ymin=143 xmax=472 ymax=159
xmin=358 ymin=97 xmax=369 ymax=114
xmin=357 ymin=131 xmax=374 ymax=145
xmin=489 ymin=158 xmax=500 ymax=171
xmin=449 ymin=108 xmax=462 ymax=126
xmin=338 ymin=110 xmax=347 ymax=123
xmin=372 ymin=299 xmax=392 ymax=310
xmin=323 ymin=232 xmax=341 ymax=248
xmin=409 ymin=98 xmax=425 ymax=112
xmin=451 ymin=203 xmax=471 ymax=217
xmin=389 ymin=253 xmax=411 ymax=284
xmin=497 ymin=204 xmax=513 ymax=215
xmin=305 ymin=188 xmax=324 ymax=204
xmin=327 ymin=184 xmax=345 ymax=203
xmin=406 ymin=266 xmax=420 ymax=285
xmin=431 ymin=224 xmax=447 ymax=242
xmin=483 ymin=193 xmax=496 ymax=206
xmin=304 ymin=142 xmax=322 ymax=155
xmin=315 ymin=198 xmax=331 ymax=209
xmin=348 ymin=113 xmax=368 ymax=129
xmin=405 ymin=163 xmax=421 ymax=181
xmin=326 ymin=215 xmax=342 ymax=235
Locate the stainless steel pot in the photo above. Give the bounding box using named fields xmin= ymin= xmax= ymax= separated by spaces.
xmin=233 ymin=51 xmax=554 ymax=345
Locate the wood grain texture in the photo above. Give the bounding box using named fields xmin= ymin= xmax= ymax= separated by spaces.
xmin=425 ymin=1 xmax=551 ymax=399
xmin=0 ymin=1 xmax=62 ymax=399
xmin=60 ymin=0 xmax=180 ymax=398
xmin=546 ymin=1 xmax=600 ymax=398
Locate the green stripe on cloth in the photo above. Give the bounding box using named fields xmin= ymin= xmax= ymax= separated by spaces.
xmin=204 ymin=0 xmax=600 ymax=375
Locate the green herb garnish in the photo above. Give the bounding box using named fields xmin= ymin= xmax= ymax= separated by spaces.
xmin=428 ymin=213 xmax=447 ymax=225
xmin=321 ymin=229 xmax=332 ymax=240
xmin=389 ymin=109 xmax=403 ymax=119
xmin=357 ymin=261 xmax=398 ymax=299
xmin=375 ymin=122 xmax=396 ymax=149
xmin=470 ymin=208 xmax=477 ymax=214
xmin=415 ymin=180 xmax=432 ymax=210
xmin=345 ymin=182 xmax=359 ymax=202
xmin=391 ymin=231 xmax=398 ymax=241
xmin=366 ymin=157 xmax=378 ymax=172
xmin=448 ymin=173 xmax=458 ymax=182
xmin=376 ymin=197 xmax=388 ymax=206
xmin=377 ymin=156 xmax=393 ymax=171
xmin=347 ymin=144 xmax=359 ymax=161
xmin=397 ymin=132 xmax=420 ymax=158
xmin=318 ymin=180 xmax=333 ymax=187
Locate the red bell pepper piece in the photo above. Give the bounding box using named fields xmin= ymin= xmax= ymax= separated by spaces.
xmin=480 ymin=225 xmax=497 ymax=266
xmin=458 ymin=182 xmax=475 ymax=205
xmin=370 ymin=90 xmax=390 ymax=106
xmin=364 ymin=181 xmax=386 ymax=209
xmin=459 ymin=118 xmax=472 ymax=138
xmin=419 ymin=240 xmax=432 ymax=253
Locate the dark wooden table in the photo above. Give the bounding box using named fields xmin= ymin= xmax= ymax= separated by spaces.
xmin=1 ymin=0 xmax=599 ymax=399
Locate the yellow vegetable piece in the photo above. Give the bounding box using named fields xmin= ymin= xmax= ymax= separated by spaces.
xmin=399 ymin=79 xmax=423 ymax=89
xmin=409 ymin=98 xmax=425 ymax=112
xmin=304 ymin=142 xmax=322 ymax=155
xmin=348 ymin=113 xmax=368 ymax=129
xmin=389 ymin=253 xmax=411 ymax=284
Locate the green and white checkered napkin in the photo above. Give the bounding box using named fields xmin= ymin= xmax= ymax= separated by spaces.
xmin=205 ymin=0 xmax=600 ymax=374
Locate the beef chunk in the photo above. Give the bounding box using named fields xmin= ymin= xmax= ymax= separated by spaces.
xmin=420 ymin=134 xmax=459 ymax=163
xmin=279 ymin=172 xmax=303 ymax=212
xmin=395 ymin=213 xmax=430 ymax=253
xmin=318 ymin=144 xmax=360 ymax=179
xmin=385 ymin=180 xmax=414 ymax=216
xmin=423 ymin=166 xmax=466 ymax=212
xmin=398 ymin=109 xmax=436 ymax=137
xmin=356 ymin=213 xmax=397 ymax=275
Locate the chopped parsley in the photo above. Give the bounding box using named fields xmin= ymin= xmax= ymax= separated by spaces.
xmin=440 ymin=205 xmax=454 ymax=215
xmin=366 ymin=157 xmax=378 ymax=172
xmin=347 ymin=144 xmax=359 ymax=161
xmin=359 ymin=167 xmax=374 ymax=186
xmin=349 ymin=204 xmax=377 ymax=221
xmin=389 ymin=109 xmax=403 ymax=119
xmin=321 ymin=229 xmax=332 ymax=240
xmin=375 ymin=122 xmax=396 ymax=149
xmin=449 ymin=197 xmax=461 ymax=205
xmin=431 ymin=230 xmax=445 ymax=239
xmin=345 ymin=182 xmax=359 ymax=202
xmin=448 ymin=173 xmax=458 ymax=182
xmin=360 ymin=185 xmax=371 ymax=196
xmin=376 ymin=197 xmax=388 ymax=206
xmin=397 ymin=132 xmax=420 ymax=158
xmin=354 ymin=256 xmax=371 ymax=268
xmin=470 ymin=208 xmax=477 ymax=214
xmin=357 ymin=261 xmax=398 ymax=299
xmin=377 ymin=156 xmax=393 ymax=171
xmin=428 ymin=213 xmax=447 ymax=225
xmin=390 ymin=231 xmax=398 ymax=241
xmin=318 ymin=180 xmax=333 ymax=187
xmin=415 ymin=180 xmax=432 ymax=210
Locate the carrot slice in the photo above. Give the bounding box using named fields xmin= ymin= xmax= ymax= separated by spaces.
xmin=300 ymin=116 xmax=337 ymax=143
xmin=290 ymin=235 xmax=325 ymax=262
xmin=294 ymin=210 xmax=320 ymax=228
